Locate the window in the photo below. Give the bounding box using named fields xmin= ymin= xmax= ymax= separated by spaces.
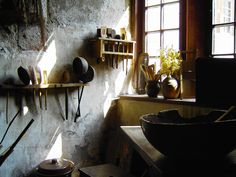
xmin=212 ymin=0 xmax=236 ymax=58
xmin=134 ymin=1 xmax=208 ymax=98
xmin=145 ymin=0 xmax=180 ymax=68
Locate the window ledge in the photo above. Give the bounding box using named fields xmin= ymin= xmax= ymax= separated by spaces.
xmin=118 ymin=94 xmax=196 ymax=106
xmin=118 ymin=94 xmax=229 ymax=109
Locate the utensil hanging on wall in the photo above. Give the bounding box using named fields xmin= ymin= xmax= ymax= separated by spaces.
xmin=79 ymin=65 xmax=95 ymax=83
xmin=17 ymin=66 xmax=31 ymax=85
xmin=0 ymin=109 xmax=21 ymax=147
xmin=0 ymin=119 xmax=34 ymax=167
xmin=73 ymin=56 xmax=89 ymax=77
xmin=74 ymin=86 xmax=84 ymax=122
xmin=65 ymin=88 xmax=69 ymax=120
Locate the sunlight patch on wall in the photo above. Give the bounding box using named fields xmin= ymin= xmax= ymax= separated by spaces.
xmin=115 ymin=70 xmax=126 ymax=95
xmin=114 ymin=7 xmax=131 ymax=40
xmin=104 ymin=81 xmax=109 ymax=96
xmin=102 ymin=5 xmax=131 ymax=118
xmin=37 ymin=33 xmax=57 ymax=83
xmin=46 ymin=127 xmax=62 ymax=159
xmin=115 ymin=61 xmax=134 ymax=95
xmin=103 ymin=93 xmax=114 ymax=118
xmin=103 ymin=93 xmax=112 ymax=118
xmin=22 ymin=106 xmax=28 ymax=116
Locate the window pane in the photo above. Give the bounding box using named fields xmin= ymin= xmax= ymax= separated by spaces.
xmin=146 ymin=7 xmax=160 ymax=31
xmin=163 ymin=30 xmax=179 ymax=49
xmin=214 ymin=55 xmax=234 ymax=58
xmin=149 ymin=58 xmax=161 ymax=72
xmin=145 ymin=0 xmax=160 ymax=6
xmin=163 ymin=3 xmax=179 ymax=29
xmin=213 ymin=0 xmax=235 ymax=24
xmin=163 ymin=0 xmax=178 ymax=3
xmin=145 ymin=32 xmax=160 ymax=56
xmin=212 ymin=25 xmax=234 ymax=54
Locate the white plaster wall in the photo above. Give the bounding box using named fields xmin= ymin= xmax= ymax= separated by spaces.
xmin=0 ymin=0 xmax=131 ymax=176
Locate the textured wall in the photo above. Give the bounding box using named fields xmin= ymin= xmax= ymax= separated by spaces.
xmin=117 ymin=99 xmax=216 ymax=126
xmin=0 ymin=0 xmax=130 ymax=176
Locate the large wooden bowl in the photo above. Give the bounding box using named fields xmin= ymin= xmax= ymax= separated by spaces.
xmin=140 ymin=109 xmax=236 ymax=161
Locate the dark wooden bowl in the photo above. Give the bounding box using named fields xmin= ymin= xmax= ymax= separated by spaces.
xmin=140 ymin=110 xmax=236 ymax=161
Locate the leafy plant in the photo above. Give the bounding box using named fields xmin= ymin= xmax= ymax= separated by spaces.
xmin=159 ymin=47 xmax=183 ymax=77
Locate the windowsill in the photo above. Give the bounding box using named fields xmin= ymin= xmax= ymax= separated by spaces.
xmin=118 ymin=94 xmax=229 ymax=109
xmin=118 ymin=94 xmax=196 ymax=106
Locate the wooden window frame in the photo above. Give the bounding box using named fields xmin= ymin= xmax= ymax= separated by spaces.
xmin=133 ymin=0 xmax=211 ymax=98
xmin=211 ymin=0 xmax=236 ymax=58
xmin=134 ymin=0 xmax=186 ymax=57
xmin=132 ymin=0 xmax=186 ymax=93
xmin=145 ymin=0 xmax=181 ymax=58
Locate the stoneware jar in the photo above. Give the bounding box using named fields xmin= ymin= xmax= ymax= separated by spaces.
xmin=34 ymin=158 xmax=74 ymax=177
xmin=146 ymin=80 xmax=161 ymax=98
xmin=162 ymin=76 xmax=180 ymax=99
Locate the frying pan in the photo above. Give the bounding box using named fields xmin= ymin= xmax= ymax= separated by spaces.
xmin=79 ymin=65 xmax=95 ymax=83
xmin=72 ymin=57 xmax=88 ymax=76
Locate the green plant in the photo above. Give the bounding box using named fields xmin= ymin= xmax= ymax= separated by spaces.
xmin=159 ymin=47 xmax=183 ymax=76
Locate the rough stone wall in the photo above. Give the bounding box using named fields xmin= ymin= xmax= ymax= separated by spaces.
xmin=0 ymin=0 xmax=131 ymax=176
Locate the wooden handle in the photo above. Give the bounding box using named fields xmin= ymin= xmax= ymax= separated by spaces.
xmin=215 ymin=106 xmax=236 ymax=122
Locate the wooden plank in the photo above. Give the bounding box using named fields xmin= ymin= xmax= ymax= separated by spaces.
xmin=120 ymin=126 xmax=164 ymax=176
xmin=79 ymin=163 xmax=135 ymax=177
xmin=98 ymin=37 xmax=136 ymax=43
xmin=120 ymin=126 xmax=236 ymax=177
xmin=0 ymin=83 xmax=87 ymax=90
xmin=102 ymin=51 xmax=134 ymax=56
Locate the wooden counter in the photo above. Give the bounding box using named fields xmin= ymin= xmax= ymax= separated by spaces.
xmin=120 ymin=126 xmax=236 ymax=177
xmin=120 ymin=126 xmax=163 ymax=176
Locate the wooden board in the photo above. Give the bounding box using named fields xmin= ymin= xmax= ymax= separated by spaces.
xmin=120 ymin=126 xmax=236 ymax=177
xmin=79 ymin=163 xmax=135 ymax=177
xmin=120 ymin=126 xmax=164 ymax=176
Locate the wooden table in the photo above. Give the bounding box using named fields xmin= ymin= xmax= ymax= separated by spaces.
xmin=120 ymin=126 xmax=236 ymax=177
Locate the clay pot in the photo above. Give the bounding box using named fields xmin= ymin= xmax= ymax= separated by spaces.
xmin=162 ymin=76 xmax=180 ymax=99
xmin=35 ymin=158 xmax=74 ymax=177
xmin=62 ymin=70 xmax=71 ymax=83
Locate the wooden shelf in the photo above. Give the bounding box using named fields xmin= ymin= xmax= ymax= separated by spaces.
xmin=0 ymin=83 xmax=87 ymax=123
xmin=91 ymin=37 xmax=136 ymax=63
xmin=102 ymin=51 xmax=134 ymax=56
xmin=0 ymin=83 xmax=87 ymax=90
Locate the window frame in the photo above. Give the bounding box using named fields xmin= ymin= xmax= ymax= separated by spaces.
xmin=210 ymin=0 xmax=236 ymax=58
xmin=133 ymin=0 xmax=186 ymax=96
xmin=144 ymin=0 xmax=181 ymax=59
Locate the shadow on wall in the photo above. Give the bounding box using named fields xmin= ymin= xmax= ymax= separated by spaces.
xmin=99 ymin=99 xmax=121 ymax=164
